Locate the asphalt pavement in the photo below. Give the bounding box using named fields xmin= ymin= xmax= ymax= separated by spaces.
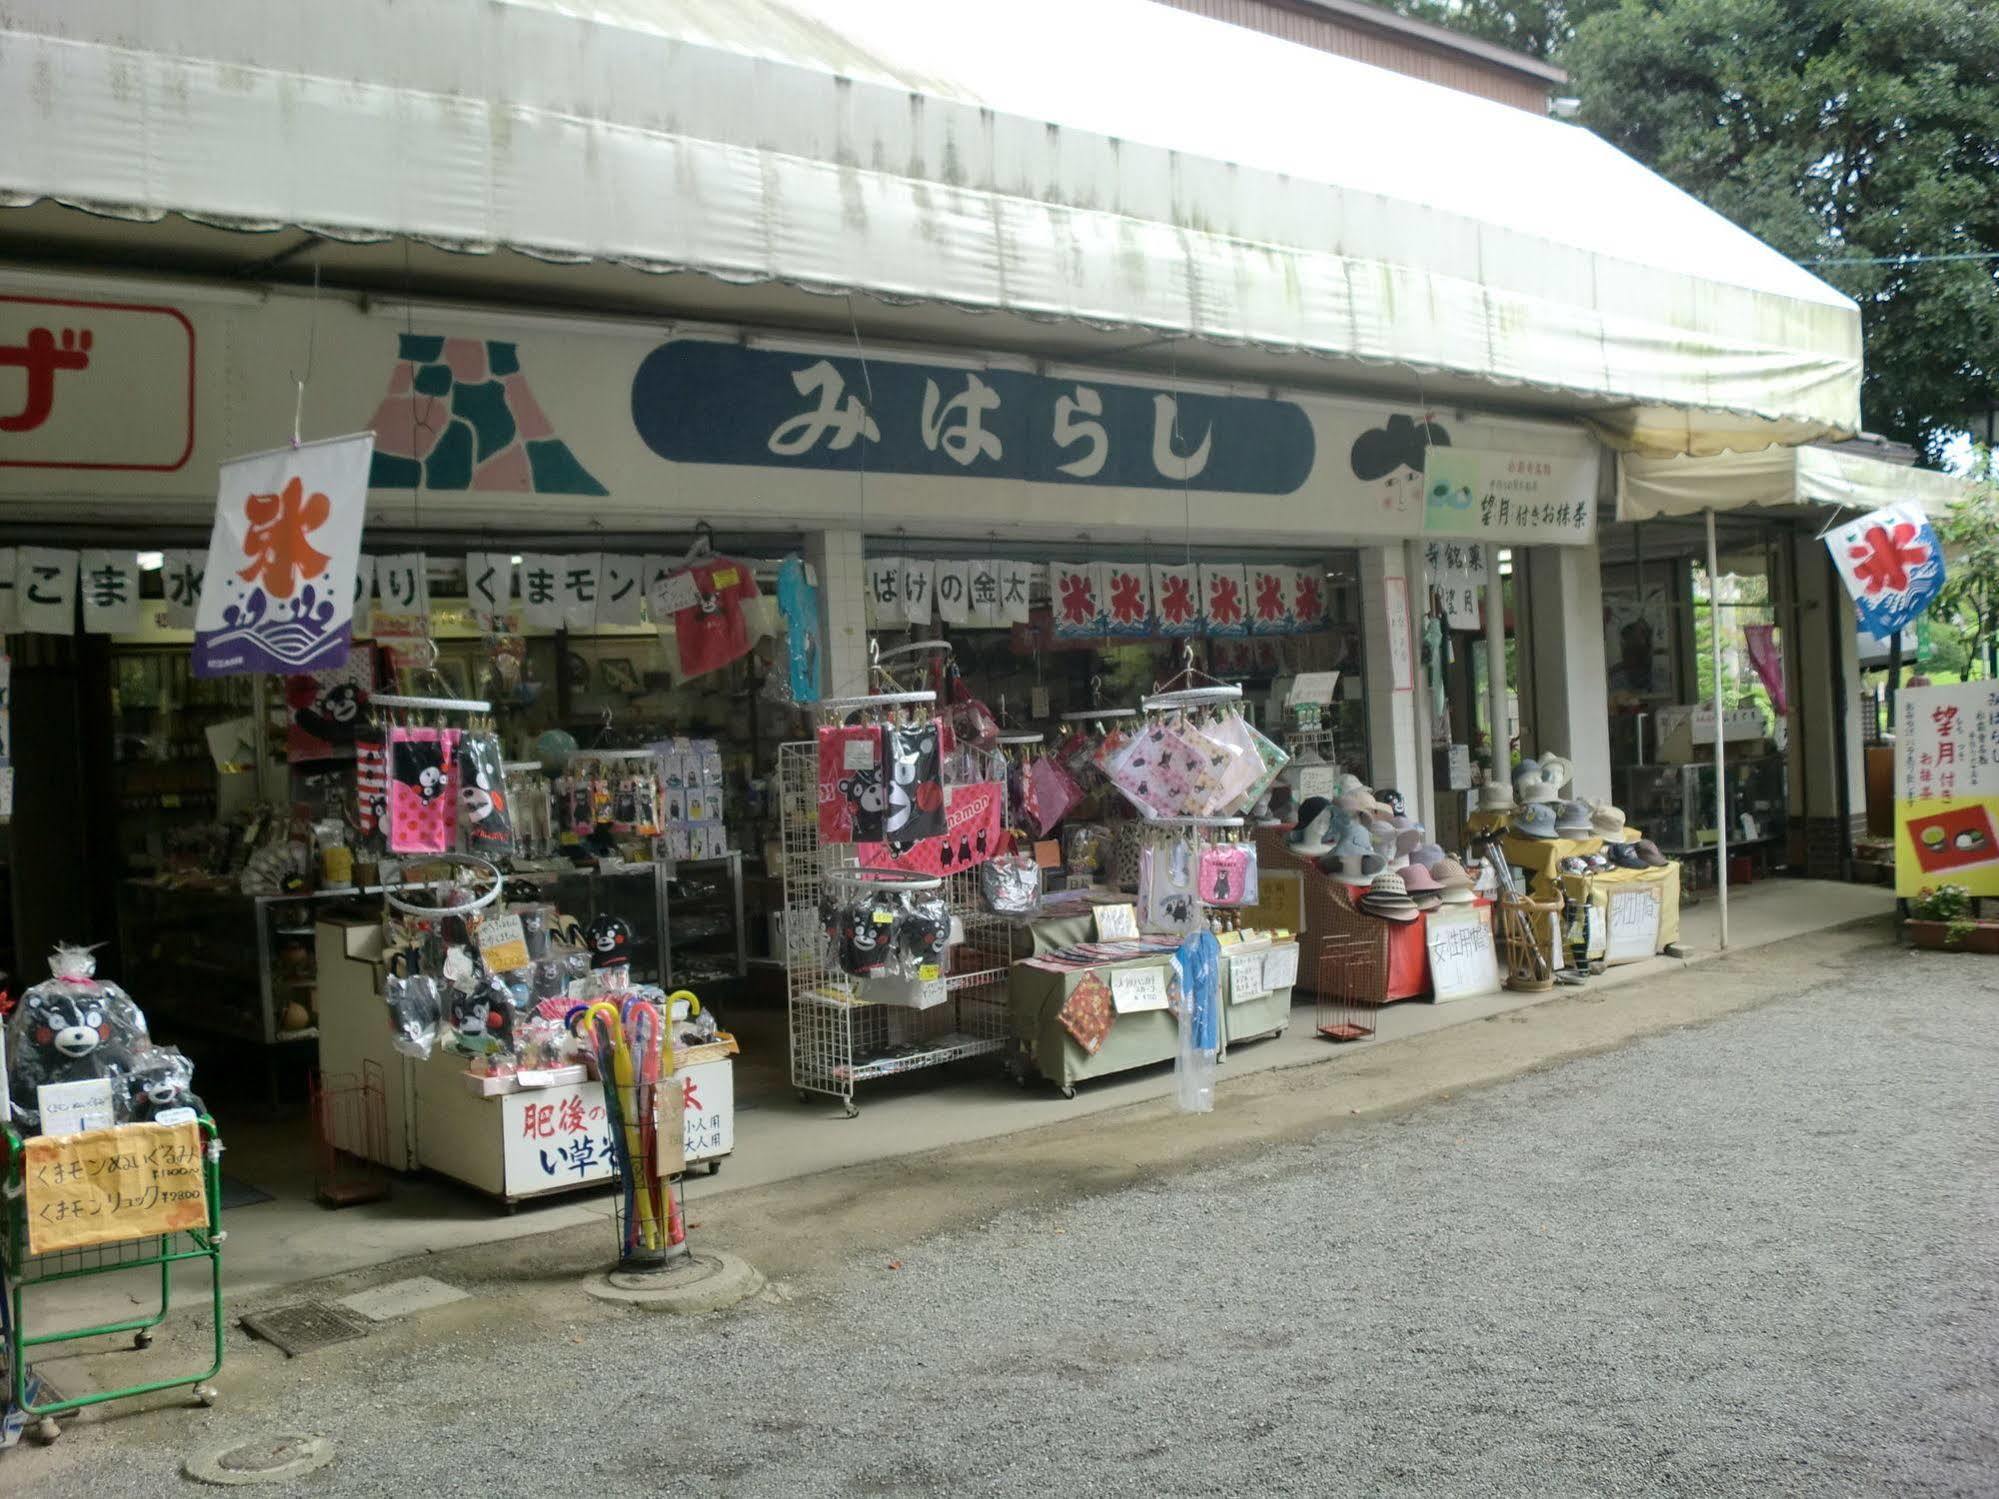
xmin=11 ymin=935 xmax=1997 ymax=1496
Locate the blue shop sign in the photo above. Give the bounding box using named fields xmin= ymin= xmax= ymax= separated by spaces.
xmin=630 ymin=341 xmax=1314 ymax=495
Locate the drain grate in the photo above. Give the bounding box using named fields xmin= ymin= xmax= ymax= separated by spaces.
xmin=239 ymin=1301 xmax=371 ymax=1358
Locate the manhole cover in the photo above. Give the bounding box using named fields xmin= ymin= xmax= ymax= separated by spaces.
xmin=185 ymin=1434 xmax=335 ymax=1486
xmin=238 ymin=1301 xmax=370 ymax=1357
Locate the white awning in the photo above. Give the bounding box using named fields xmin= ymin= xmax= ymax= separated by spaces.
xmin=1618 ymin=445 xmax=1972 ymax=522
xmin=0 ymin=0 xmax=1861 ymax=455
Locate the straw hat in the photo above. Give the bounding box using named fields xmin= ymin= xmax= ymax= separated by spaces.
xmin=1357 ymin=871 xmax=1420 ymax=923
xmin=1430 ymin=858 xmax=1475 ymax=904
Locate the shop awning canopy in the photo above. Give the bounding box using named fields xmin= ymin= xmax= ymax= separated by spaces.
xmin=1618 ymin=445 xmax=1973 ymax=523
xmin=1 ymin=0 xmax=1860 ymax=455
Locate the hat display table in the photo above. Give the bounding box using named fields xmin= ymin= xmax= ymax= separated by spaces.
xmin=1474 ymin=824 xmax=1680 ymax=960
xmin=1558 ymin=862 xmax=1681 ymax=958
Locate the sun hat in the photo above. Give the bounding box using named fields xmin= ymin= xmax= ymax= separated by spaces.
xmin=1368 ymin=819 xmax=1398 ymax=858
xmin=1537 ymin=752 xmax=1575 ymax=795
xmin=1555 ymin=799 xmax=1594 ymax=837
xmin=1399 ymin=861 xmax=1443 ymax=908
xmin=1321 ymin=823 xmax=1384 ymax=885
xmin=1430 ymin=858 xmax=1476 ymax=904
xmin=1394 ymin=828 xmax=1424 ymax=859
xmin=1510 ymin=802 xmax=1558 ymax=839
xmin=1336 ymin=773 xmax=1366 ymax=798
xmin=1336 ymin=792 xmax=1373 ymax=818
xmin=1513 ymin=756 xmax=1561 ymax=805
xmin=1477 ymin=780 xmax=1515 ymax=813
xmin=1634 ymin=839 xmax=1669 ymax=868
xmin=1356 ymin=870 xmax=1420 ymax=923
xmin=1411 ymin=841 xmax=1446 ymax=869
xmin=1590 ymin=802 xmax=1633 ymax=842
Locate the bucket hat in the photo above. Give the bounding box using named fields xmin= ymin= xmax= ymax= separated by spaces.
xmin=1356 ymin=870 xmax=1420 ymax=923
xmin=1430 ymin=858 xmax=1476 ymax=904
xmin=1634 ymin=839 xmax=1669 ymax=868
xmin=1513 ymin=756 xmax=1561 ymax=804
xmin=1555 ymin=799 xmax=1594 ymax=838
xmin=1510 ymin=802 xmax=1558 ymax=839
xmin=1537 ymin=752 xmax=1575 ymax=795
xmin=1477 ymin=780 xmax=1515 ymax=813
xmin=1590 ymin=802 xmax=1633 ymax=843
xmin=1320 ymin=823 xmax=1384 ymax=885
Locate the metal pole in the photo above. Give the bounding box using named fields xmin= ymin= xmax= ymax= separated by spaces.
xmin=1485 ymin=550 xmax=1509 ymax=790
xmin=1706 ymin=508 xmax=1729 ymax=950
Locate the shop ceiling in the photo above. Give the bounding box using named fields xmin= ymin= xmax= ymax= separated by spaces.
xmin=1 ymin=0 xmax=1860 ymax=458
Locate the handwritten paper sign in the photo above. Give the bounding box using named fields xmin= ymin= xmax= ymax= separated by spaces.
xmin=1425 ymin=910 xmax=1500 ymax=1002
xmin=1287 ymin=672 xmax=1341 ymax=706
xmin=1094 ymin=903 xmax=1139 ymax=941
xmin=1606 ymin=887 xmax=1662 ymax=963
xmin=37 ymin=1077 xmax=116 ymax=1136
xmin=1110 ymin=965 xmax=1171 ymax=1014
xmin=475 ymin=912 xmax=531 ymax=973
xmin=1227 ymin=952 xmax=1269 ymax=1004
xmin=1262 ymin=943 xmax=1300 ymax=991
xmin=25 ymin=1121 xmax=207 ymax=1255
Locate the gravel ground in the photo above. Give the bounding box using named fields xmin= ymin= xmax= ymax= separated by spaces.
xmin=15 ymin=941 xmax=1999 ymax=1496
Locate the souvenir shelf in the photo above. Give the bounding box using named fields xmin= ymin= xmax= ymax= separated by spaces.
xmin=1619 ymin=756 xmax=1788 ymax=862
xmin=777 ymin=709 xmax=1014 ymax=1118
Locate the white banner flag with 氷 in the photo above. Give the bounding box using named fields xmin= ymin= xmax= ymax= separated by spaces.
xmin=193 ymin=433 xmax=372 ymax=677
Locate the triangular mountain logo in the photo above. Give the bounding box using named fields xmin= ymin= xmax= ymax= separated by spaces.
xmin=367 ymin=333 xmax=607 ymax=495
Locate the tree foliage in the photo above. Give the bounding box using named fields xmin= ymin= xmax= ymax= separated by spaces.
xmin=1382 ymin=1 xmax=1999 ymax=462
xmin=1931 ymin=454 xmax=1999 ymax=678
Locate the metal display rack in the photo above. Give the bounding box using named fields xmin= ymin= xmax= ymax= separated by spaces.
xmin=777 ymin=739 xmax=1014 ymax=1117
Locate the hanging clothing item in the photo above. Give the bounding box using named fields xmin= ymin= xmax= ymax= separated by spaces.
xmin=355 ymin=730 xmax=389 ymax=842
xmin=677 ymin=556 xmax=761 ymax=678
xmin=285 ymin=646 xmax=374 ymax=763
xmin=387 ymin=726 xmax=461 ymax=853
xmin=818 ymin=724 xmax=885 ymax=844
xmin=1424 ymin=614 xmax=1448 ymax=726
xmin=776 ymin=555 xmax=822 ymax=702
xmin=882 ymin=722 xmax=946 ymax=847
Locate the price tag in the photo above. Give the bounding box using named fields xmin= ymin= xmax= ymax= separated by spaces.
xmin=843 ymin=736 xmax=879 ymax=771
xmin=38 ymin=1078 xmax=115 ymax=1136
xmin=1094 ymin=903 xmax=1139 ymax=940
xmin=25 ymin=1121 xmax=208 ymax=1255
xmin=1109 ymin=966 xmax=1170 ymax=1013
xmin=650 ymin=570 xmax=700 ymax=617
xmin=1227 ymin=952 xmax=1268 ymax=1003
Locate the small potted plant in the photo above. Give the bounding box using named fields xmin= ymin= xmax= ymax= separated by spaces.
xmin=1906 ymin=883 xmax=1999 ymax=953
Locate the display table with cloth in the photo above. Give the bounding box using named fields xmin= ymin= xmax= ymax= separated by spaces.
xmin=1006 ymin=916 xmax=1296 ymax=1093
xmin=1464 ymin=814 xmax=1680 ymax=956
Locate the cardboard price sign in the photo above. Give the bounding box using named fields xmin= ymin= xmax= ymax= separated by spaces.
xmin=24 ymin=1120 xmax=208 ymax=1255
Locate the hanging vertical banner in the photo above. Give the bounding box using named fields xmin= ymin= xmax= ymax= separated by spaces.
xmin=1292 ymin=567 xmax=1327 ymax=632
xmin=1050 ymin=562 xmax=1104 ymax=640
xmin=193 ymin=434 xmax=372 ymax=676
xmin=1151 ymin=563 xmax=1202 ymax=637
xmin=998 ymin=560 xmax=1036 ymax=624
xmin=967 ymin=559 xmax=1003 ymax=627
xmin=1199 ymin=563 xmax=1248 ymax=638
xmin=17 ymin=546 xmax=78 ymax=635
xmin=936 ymin=562 xmax=971 ymax=626
xmin=865 ymin=557 xmax=906 ymax=628
xmin=0 ymin=548 xmax=17 ymax=633
xmin=79 ymin=551 xmax=141 ymax=635
xmin=1248 ymin=564 xmax=1296 ymax=635
xmin=1384 ymin=575 xmax=1415 ymax=692
xmin=1744 ymin=623 xmax=1788 ymax=715
xmin=376 ymin=552 xmax=429 ymax=618
xmin=464 ymin=553 xmax=516 ymax=624
xmin=518 ymin=554 xmax=563 ymax=630
xmin=1425 ymin=540 xmax=1489 ymax=631
xmin=597 ymin=555 xmax=645 ymax=626
xmin=556 ymin=553 xmax=603 ymax=629
xmin=161 ymin=549 xmax=207 ymax=630
xmin=638 ymin=555 xmax=675 ymax=622
xmin=351 ymin=554 xmax=376 ymax=637
xmin=1826 ymin=503 xmax=1945 ymax=642
xmin=900 ymin=559 xmax=935 ymax=626
xmin=1895 ymin=681 xmax=1999 ymax=898
xmin=1102 ymin=561 xmax=1152 ymax=637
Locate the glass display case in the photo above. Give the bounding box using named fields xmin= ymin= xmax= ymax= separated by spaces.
xmin=1619 ymin=755 xmax=1788 ymax=859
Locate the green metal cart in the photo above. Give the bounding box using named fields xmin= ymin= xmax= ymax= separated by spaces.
xmin=2 ymin=1117 xmax=225 ymax=1444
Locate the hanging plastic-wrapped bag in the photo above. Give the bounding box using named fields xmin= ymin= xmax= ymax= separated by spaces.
xmin=1028 ymin=753 xmax=1084 ymax=836
xmin=1198 ymin=840 xmax=1258 ymax=908
xmin=1172 ymin=929 xmax=1221 ymax=1114
xmin=383 ymin=970 xmax=443 ymax=1060
xmin=979 ymin=851 xmax=1043 ymax=916
xmin=1139 ymin=832 xmax=1202 ymax=934
xmin=5 ymin=945 xmax=153 ymax=1134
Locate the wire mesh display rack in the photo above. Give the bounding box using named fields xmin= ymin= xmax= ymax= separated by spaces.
xmin=778 ymin=740 xmax=1014 ymax=1117
xmin=2 ymin=1118 xmax=225 ymax=1441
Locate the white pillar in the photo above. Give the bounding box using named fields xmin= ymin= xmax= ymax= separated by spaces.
xmin=807 ymin=529 xmax=870 ymax=701
xmin=1358 ymin=544 xmax=1425 ymax=807
xmin=1521 ymin=543 xmax=1614 ymax=802
xmin=1788 ymin=532 xmax=1864 ymax=874
xmin=1706 ymin=509 xmax=1729 ymax=949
